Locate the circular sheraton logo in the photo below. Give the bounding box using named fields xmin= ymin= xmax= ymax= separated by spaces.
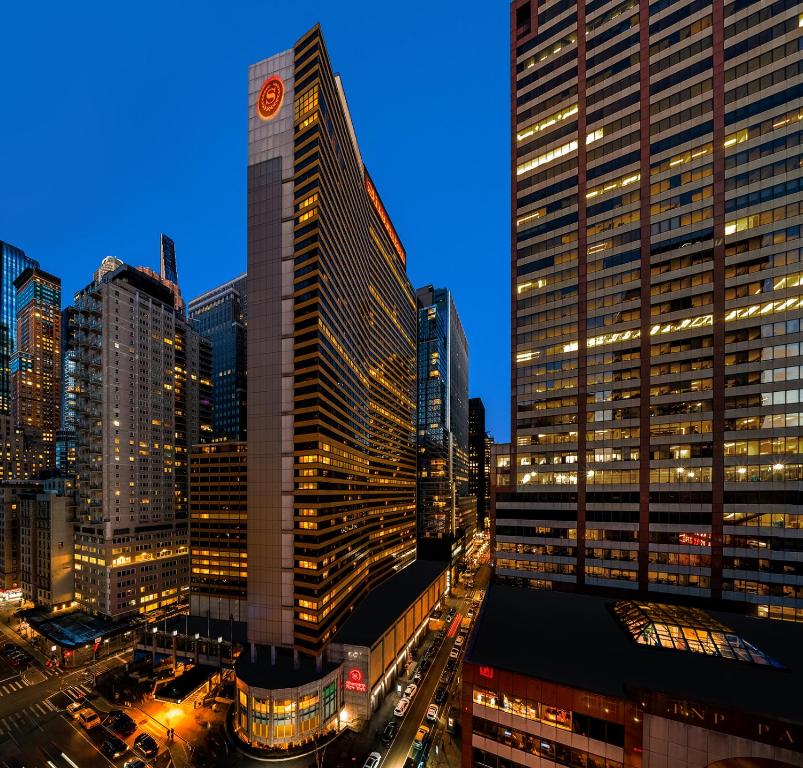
xmin=257 ymin=75 xmax=284 ymax=120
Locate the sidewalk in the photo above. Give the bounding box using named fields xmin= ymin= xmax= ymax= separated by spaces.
xmin=428 ymin=731 xmax=461 ymax=768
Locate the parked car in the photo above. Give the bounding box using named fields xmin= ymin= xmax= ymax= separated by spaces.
xmin=124 ymin=761 xmax=147 ymax=768
xmin=404 ymin=683 xmax=418 ymax=699
xmin=455 ymin=635 xmax=465 ymax=648
xmin=134 ymin=732 xmax=159 ymax=758
xmin=439 ymin=671 xmax=451 ymax=686
xmin=412 ymin=670 xmax=423 ymax=684
xmin=393 ymin=698 xmax=410 ymax=718
xmin=363 ymin=752 xmax=382 ymax=768
xmin=449 ymin=648 xmax=459 ymax=659
xmin=426 ymin=704 xmax=439 ymax=722
xmin=101 ymin=736 xmax=128 ymax=759
xmin=66 ymin=699 xmax=85 ymax=718
xmin=434 ymin=687 xmax=447 ymax=704
xmin=434 ymin=630 xmax=445 ymax=641
xmin=419 ymin=658 xmax=431 ymax=673
xmin=414 ymin=725 xmax=430 ymax=748
xmin=381 ymin=720 xmax=398 ymax=745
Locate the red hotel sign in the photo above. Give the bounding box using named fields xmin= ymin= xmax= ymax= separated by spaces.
xmin=345 ymin=668 xmax=368 ymax=693
xmin=479 ymin=666 xmax=494 ymax=680
xmin=365 ymin=174 xmax=406 ymax=266
xmin=257 ymin=75 xmax=284 ymax=120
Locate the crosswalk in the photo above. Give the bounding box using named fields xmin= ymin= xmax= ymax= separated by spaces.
xmin=0 ymin=678 xmax=28 ymax=697
xmin=62 ymin=683 xmax=93 ymax=702
xmin=0 ymin=698 xmax=58 ymax=737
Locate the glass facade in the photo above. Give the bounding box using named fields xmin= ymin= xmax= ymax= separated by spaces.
xmin=416 ymin=286 xmax=471 ymax=543
xmin=503 ymin=0 xmax=803 ymax=619
xmin=0 ymin=242 xmax=38 ymax=417
xmin=188 ymin=275 xmax=247 ymax=442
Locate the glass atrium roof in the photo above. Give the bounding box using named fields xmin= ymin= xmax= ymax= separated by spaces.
xmin=613 ymin=601 xmax=783 ymax=668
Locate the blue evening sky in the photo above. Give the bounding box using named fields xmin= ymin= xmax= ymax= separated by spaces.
xmin=0 ymin=1 xmax=511 ymax=440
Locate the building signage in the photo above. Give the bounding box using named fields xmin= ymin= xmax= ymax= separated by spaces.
xmin=678 ymin=532 xmax=711 ymax=547
xmin=257 ymin=75 xmax=284 ymax=121
xmin=365 ymin=174 xmax=406 ymax=267
xmin=638 ymin=691 xmax=803 ymax=751
xmin=479 ymin=666 xmax=494 ymax=680
xmin=345 ymin=668 xmax=368 ymax=693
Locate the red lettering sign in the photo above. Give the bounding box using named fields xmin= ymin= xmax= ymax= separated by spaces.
xmin=479 ymin=666 xmax=494 ymax=679
xmin=344 ymin=667 xmax=368 ymax=693
xmin=365 ymin=175 xmax=406 ymax=266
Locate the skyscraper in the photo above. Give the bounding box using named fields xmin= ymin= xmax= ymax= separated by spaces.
xmin=71 ymin=262 xmax=211 ymax=618
xmin=0 ymin=241 xmax=38 ymax=417
xmin=189 ymin=274 xmax=247 ymax=441
xmin=504 ymin=0 xmax=803 ymax=619
xmin=416 ymin=286 xmax=471 ymax=555
xmin=469 ymin=397 xmax=489 ymax=530
xmin=235 ymin=24 xmax=418 ymax=748
xmin=11 ymin=267 xmax=61 ymax=472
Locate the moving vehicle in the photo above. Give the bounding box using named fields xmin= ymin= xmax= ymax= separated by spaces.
xmin=106 ymin=710 xmax=136 ymax=736
xmin=394 ymin=698 xmax=410 ymax=717
xmin=414 ymin=725 xmax=430 ymax=748
xmin=381 ymin=720 xmax=398 ymax=745
xmin=77 ymin=708 xmax=101 ymax=730
xmin=101 ymin=736 xmax=128 ymax=759
xmin=434 ymin=687 xmax=447 ymax=704
xmin=404 ymin=683 xmax=418 ymax=699
xmin=134 ymin=732 xmax=159 ymax=758
xmin=363 ymin=752 xmax=382 ymax=768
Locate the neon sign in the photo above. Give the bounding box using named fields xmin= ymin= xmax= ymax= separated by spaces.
xmin=678 ymin=532 xmax=711 ymax=547
xmin=479 ymin=666 xmax=494 ymax=680
xmin=257 ymin=75 xmax=284 ymax=121
xmin=365 ymin=174 xmax=406 ymax=266
xmin=345 ymin=668 xmax=368 ymax=693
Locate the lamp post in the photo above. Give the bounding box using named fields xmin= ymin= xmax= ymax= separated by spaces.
xmin=172 ymin=629 xmax=178 ymax=674
xmin=217 ymin=636 xmax=223 ymax=673
xmin=194 ymin=633 xmax=200 ymax=666
xmin=151 ymin=627 xmax=158 ymax=668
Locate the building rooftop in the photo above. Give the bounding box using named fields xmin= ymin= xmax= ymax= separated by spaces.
xmin=332 ymin=559 xmax=447 ymax=648
xmin=466 ymin=584 xmax=803 ymax=725
xmin=18 ymin=608 xmax=141 ymax=650
xmin=235 ymin=646 xmax=340 ymax=690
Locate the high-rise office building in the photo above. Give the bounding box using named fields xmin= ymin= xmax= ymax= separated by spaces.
xmin=503 ymin=0 xmax=803 ymax=619
xmin=189 ymin=274 xmax=247 ymax=441
xmin=189 ymin=441 xmax=247 ymax=622
xmin=416 ymin=286 xmax=471 ymax=556
xmin=235 ymin=24 xmax=418 ymax=748
xmin=0 ymin=242 xmax=38 ymax=417
xmin=11 ymin=268 xmax=61 ymax=472
xmin=469 ymin=397 xmax=491 ymax=531
xmin=71 ymin=262 xmax=211 ymax=619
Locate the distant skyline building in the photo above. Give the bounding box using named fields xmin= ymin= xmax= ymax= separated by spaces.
xmin=469 ymin=397 xmax=491 ymax=531
xmin=11 ymin=267 xmax=61 ymax=473
xmin=0 ymin=241 xmax=38 ymax=417
xmin=189 ymin=274 xmax=247 ymax=441
xmin=416 ymin=285 xmax=471 ymax=555
xmin=71 ymin=261 xmax=211 ymax=619
xmin=504 ymin=0 xmax=803 ymax=619
xmin=235 ymin=25 xmax=419 ymax=748
xmin=56 ymin=307 xmax=78 ymax=476
xmin=160 ymin=233 xmax=178 ymax=286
